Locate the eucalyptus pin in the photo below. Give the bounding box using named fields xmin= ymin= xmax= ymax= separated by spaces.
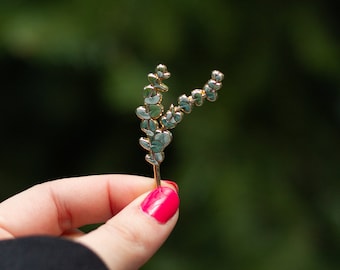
xmin=136 ymin=64 xmax=224 ymax=187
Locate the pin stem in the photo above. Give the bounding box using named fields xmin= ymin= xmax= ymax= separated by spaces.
xmin=153 ymin=165 xmax=161 ymax=187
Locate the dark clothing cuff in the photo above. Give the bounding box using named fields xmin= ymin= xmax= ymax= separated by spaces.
xmin=0 ymin=236 xmax=109 ymax=270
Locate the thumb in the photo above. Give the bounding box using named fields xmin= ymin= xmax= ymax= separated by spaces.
xmin=76 ymin=186 xmax=180 ymax=270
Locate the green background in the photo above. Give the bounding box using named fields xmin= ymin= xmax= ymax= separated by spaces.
xmin=0 ymin=1 xmax=339 ymax=269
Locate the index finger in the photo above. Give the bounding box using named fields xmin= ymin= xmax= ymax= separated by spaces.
xmin=0 ymin=174 xmax=156 ymax=239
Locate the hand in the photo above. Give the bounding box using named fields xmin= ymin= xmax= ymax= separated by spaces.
xmin=0 ymin=175 xmax=180 ymax=270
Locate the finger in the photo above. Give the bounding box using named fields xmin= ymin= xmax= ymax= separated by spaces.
xmin=61 ymin=228 xmax=85 ymax=239
xmin=0 ymin=174 xmax=157 ymax=238
xmin=77 ymin=187 xmax=180 ymax=270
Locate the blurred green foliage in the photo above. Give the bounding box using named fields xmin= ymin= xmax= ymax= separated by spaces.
xmin=0 ymin=0 xmax=339 ymax=269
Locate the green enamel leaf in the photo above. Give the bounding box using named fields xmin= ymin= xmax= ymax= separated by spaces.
xmin=144 ymin=93 xmax=161 ymax=105
xmin=161 ymin=117 xmax=176 ymax=129
xmin=145 ymin=154 xmax=158 ymax=165
xmin=157 ymin=71 xmax=171 ymax=79
xmin=156 ymin=83 xmax=168 ymax=92
xmin=145 ymin=152 xmax=164 ymax=165
xmin=151 ymin=140 xmax=164 ymax=152
xmin=178 ymin=94 xmax=192 ymax=113
xmin=141 ymin=120 xmax=159 ymax=136
xmin=140 ymin=120 xmax=148 ymax=130
xmin=206 ymin=91 xmax=218 ymax=102
xmin=208 ymin=79 xmax=221 ymax=90
xmin=191 ymin=89 xmax=204 ymax=106
xmin=148 ymin=73 xmax=159 ymax=85
xmin=154 ymin=131 xmax=172 ymax=147
xmin=156 ymin=64 xmax=171 ymax=79
xmin=143 ymin=85 xmax=156 ymax=98
xmin=180 ymin=103 xmax=191 ymax=113
xmin=204 ymin=84 xmax=213 ymax=93
xmin=145 ymin=130 xmax=154 ymax=137
xmin=139 ymin=138 xmax=151 ymax=151
xmin=149 ymin=104 xmax=163 ymax=119
xmin=148 ymin=119 xmax=158 ymax=131
xmin=156 ymin=64 xmax=167 ymax=73
xmin=136 ymin=106 xmax=150 ymax=120
xmin=154 ymin=152 xmax=165 ymax=163
xmin=174 ymin=111 xmax=183 ymax=122
xmin=160 ymin=109 xmax=183 ymax=130
xmin=211 ymin=70 xmax=224 ymax=82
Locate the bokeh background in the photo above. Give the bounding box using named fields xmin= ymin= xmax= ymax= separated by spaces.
xmin=0 ymin=0 xmax=339 ymax=269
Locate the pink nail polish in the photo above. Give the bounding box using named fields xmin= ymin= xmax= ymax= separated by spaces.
xmin=162 ymin=180 xmax=179 ymax=193
xmin=141 ymin=187 xmax=180 ymax=224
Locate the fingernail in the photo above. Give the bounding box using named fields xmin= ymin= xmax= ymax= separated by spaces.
xmin=162 ymin=180 xmax=179 ymax=193
xmin=141 ymin=187 xmax=180 ymax=224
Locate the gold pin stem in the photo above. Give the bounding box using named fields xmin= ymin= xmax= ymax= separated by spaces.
xmin=153 ymin=165 xmax=161 ymax=188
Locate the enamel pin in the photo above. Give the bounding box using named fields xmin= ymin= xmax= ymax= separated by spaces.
xmin=136 ymin=64 xmax=224 ymax=187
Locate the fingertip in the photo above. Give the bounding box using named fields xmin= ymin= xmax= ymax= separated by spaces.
xmin=141 ymin=187 xmax=180 ymax=224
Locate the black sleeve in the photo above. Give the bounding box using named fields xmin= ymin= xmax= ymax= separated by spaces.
xmin=0 ymin=236 xmax=109 ymax=270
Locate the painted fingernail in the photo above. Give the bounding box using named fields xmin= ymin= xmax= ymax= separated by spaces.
xmin=141 ymin=187 xmax=180 ymax=224
xmin=163 ymin=180 xmax=179 ymax=193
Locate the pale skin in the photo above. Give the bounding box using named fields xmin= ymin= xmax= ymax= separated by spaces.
xmin=0 ymin=175 xmax=179 ymax=270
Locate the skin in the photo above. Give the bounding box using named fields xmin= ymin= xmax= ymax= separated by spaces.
xmin=0 ymin=174 xmax=179 ymax=270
